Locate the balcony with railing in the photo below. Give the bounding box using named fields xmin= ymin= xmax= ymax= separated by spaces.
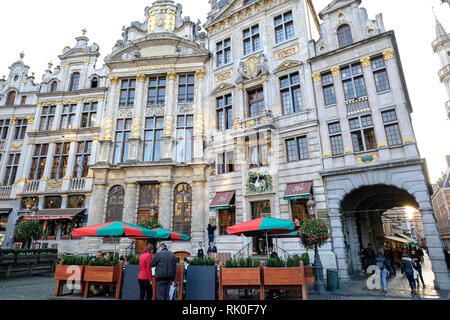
xmin=233 ymin=110 xmax=276 ymax=131
xmin=26 ymin=180 xmax=40 ymax=193
xmin=346 ymin=97 xmax=370 ymax=115
xmin=0 ymin=186 xmax=12 ymax=199
xmin=439 ymin=64 xmax=450 ymax=82
xmin=70 ymin=178 xmax=87 ymax=191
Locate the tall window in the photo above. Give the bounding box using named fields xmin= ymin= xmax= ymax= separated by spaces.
xmin=320 ymin=72 xmax=336 ymax=106
xmin=217 ymin=38 xmax=232 ymax=67
xmin=372 ymin=56 xmax=390 ymax=92
xmin=3 ymin=153 xmax=20 ymax=186
xmin=106 ymin=186 xmax=125 ymax=222
xmin=349 ymin=115 xmax=377 ymax=152
xmin=247 ymin=87 xmax=264 ymax=117
xmin=81 ymin=102 xmax=97 ymax=128
xmin=51 ymin=142 xmax=70 ymax=180
xmin=143 ymin=117 xmax=164 ymax=162
xmin=178 ymin=74 xmax=195 ymax=104
xmin=29 ymin=144 xmax=48 ymax=180
xmin=148 ymin=76 xmax=166 ymax=105
xmin=176 ymin=115 xmax=194 ymax=162
xmin=382 ymin=110 xmax=402 ymax=146
xmin=114 ymin=119 xmax=132 ymax=164
xmin=217 ymin=94 xmax=233 ymax=132
xmin=218 ymin=152 xmax=234 ymax=174
xmin=59 ymin=104 xmax=76 ymax=130
xmin=68 ymin=195 xmax=86 ymax=208
xmin=6 ymin=91 xmax=16 ymax=105
xmin=337 ymin=24 xmax=353 ymax=48
xmin=341 ymin=63 xmax=367 ymax=101
xmin=45 ymin=196 xmax=62 ymax=209
xmin=274 ymin=11 xmax=294 ymax=44
xmin=69 ymin=73 xmax=80 ymax=91
xmin=286 ymin=136 xmax=309 ymax=162
xmin=14 ymin=119 xmax=27 ymax=140
xmin=120 ymin=79 xmax=136 ymax=107
xmin=73 ymin=141 xmax=92 ymax=178
xmin=328 ymin=122 xmax=344 ymax=155
xmin=21 ymin=96 xmax=27 ymax=105
xmin=280 ymin=72 xmax=302 ymax=115
xmin=0 ymin=120 xmax=10 ymax=140
xmin=243 ymin=25 xmax=260 ymax=56
xmin=50 ymin=81 xmax=58 ymax=92
xmin=247 ymin=135 xmax=269 ymax=169
xmin=173 ymin=183 xmax=192 ymax=236
xmin=39 ymin=106 xmax=56 ymax=131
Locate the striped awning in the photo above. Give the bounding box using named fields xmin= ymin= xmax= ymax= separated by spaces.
xmin=210 ymin=191 xmax=235 ymax=210
xmin=23 ymin=209 xmax=85 ymax=221
xmin=283 ymin=181 xmax=313 ymax=201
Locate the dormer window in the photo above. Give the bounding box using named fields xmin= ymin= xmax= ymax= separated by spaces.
xmin=69 ymin=72 xmax=80 ymax=91
xmin=6 ymin=90 xmax=16 ymax=105
xmin=91 ymin=77 xmax=98 ymax=89
xmin=337 ymin=24 xmax=353 ymax=48
xmin=50 ymin=81 xmax=58 ymax=92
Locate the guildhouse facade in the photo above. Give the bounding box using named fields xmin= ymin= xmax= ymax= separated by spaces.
xmin=1 ymin=0 xmax=449 ymax=290
xmin=309 ymin=0 xmax=449 ymax=289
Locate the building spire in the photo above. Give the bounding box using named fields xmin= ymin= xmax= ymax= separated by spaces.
xmin=433 ymin=8 xmax=447 ymax=38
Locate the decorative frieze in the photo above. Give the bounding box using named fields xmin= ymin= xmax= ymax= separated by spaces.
xmin=360 ymin=56 xmax=371 ymax=68
xmin=383 ymin=48 xmax=395 ymax=60
xmin=331 ymin=66 xmax=341 ymax=77
xmin=275 ymin=45 xmax=299 ymax=60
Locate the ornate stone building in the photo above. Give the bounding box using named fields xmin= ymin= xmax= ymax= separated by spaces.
xmin=11 ymin=33 xmax=108 ymax=253
xmin=87 ymin=0 xmax=211 ymax=255
xmin=0 ymin=54 xmax=39 ymax=248
xmin=432 ymin=156 xmax=450 ymax=252
xmin=309 ymin=0 xmax=449 ymax=289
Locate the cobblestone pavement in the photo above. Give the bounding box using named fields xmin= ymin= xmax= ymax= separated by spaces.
xmin=0 ymin=254 xmax=448 ymax=300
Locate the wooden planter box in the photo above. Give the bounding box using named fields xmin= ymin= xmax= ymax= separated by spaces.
xmin=219 ymin=262 xmax=264 ymax=300
xmin=16 ymin=255 xmax=39 ymax=264
xmin=54 ymin=265 xmax=86 ymax=296
xmin=39 ymin=254 xmax=58 ymax=263
xmin=0 ymin=256 xmax=16 ymax=265
xmin=262 ymin=262 xmax=314 ymax=300
xmin=83 ymin=262 xmax=124 ymax=299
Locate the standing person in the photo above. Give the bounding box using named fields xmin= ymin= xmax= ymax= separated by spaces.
xmin=401 ymin=252 xmax=418 ymax=296
xmin=96 ymin=251 xmax=103 ymax=258
xmin=196 ymin=242 xmax=206 ymax=258
xmin=365 ymin=244 xmax=376 ymax=267
xmin=444 ymin=249 xmax=450 ymax=269
xmin=383 ymin=246 xmax=396 ymax=277
xmin=207 ymin=242 xmax=217 ymax=260
xmin=207 ymin=224 xmax=216 ymax=245
xmin=360 ymin=247 xmax=367 ymax=272
xmin=376 ymin=252 xmax=388 ymax=294
xmin=410 ymin=249 xmax=426 ymax=288
xmin=138 ymin=244 xmax=154 ymax=300
xmin=416 ymin=246 xmax=424 ymax=263
xmin=0 ymin=247 xmax=2 ymax=264
xmin=151 ymin=243 xmax=177 ymax=300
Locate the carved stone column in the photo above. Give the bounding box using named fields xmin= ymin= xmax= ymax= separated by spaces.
xmin=128 ymin=73 xmax=146 ymax=162
xmin=193 ymin=69 xmax=205 ymax=161
xmin=120 ymin=182 xmax=139 ymax=254
xmin=99 ymin=76 xmax=119 ymax=163
xmin=159 ymin=181 xmax=173 ymax=229
xmin=162 ymin=70 xmax=176 ymax=160
xmin=86 ymin=182 xmax=107 ymax=254
xmin=191 ymin=180 xmax=206 ymax=244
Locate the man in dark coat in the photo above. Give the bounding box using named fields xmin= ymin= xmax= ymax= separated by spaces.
xmin=0 ymin=247 xmax=2 ymax=264
xmin=151 ymin=243 xmax=177 ymax=300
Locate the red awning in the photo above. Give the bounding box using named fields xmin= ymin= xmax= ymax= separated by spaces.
xmin=23 ymin=209 xmax=85 ymax=221
xmin=210 ymin=191 xmax=235 ymax=210
xmin=283 ymin=181 xmax=312 ymax=200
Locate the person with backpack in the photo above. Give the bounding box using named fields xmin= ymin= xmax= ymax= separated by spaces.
xmin=410 ymin=249 xmax=426 ymax=288
xmin=401 ymin=252 xmax=419 ymax=296
xmin=376 ymin=252 xmax=389 ymax=294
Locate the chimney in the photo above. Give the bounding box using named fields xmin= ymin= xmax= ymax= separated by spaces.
xmin=446 ymin=155 xmax=450 ymax=168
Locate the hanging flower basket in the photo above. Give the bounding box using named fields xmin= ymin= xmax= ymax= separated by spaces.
xmin=299 ymin=219 xmax=330 ymax=250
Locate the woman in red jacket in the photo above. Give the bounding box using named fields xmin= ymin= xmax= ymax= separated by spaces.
xmin=138 ymin=243 xmax=154 ymax=300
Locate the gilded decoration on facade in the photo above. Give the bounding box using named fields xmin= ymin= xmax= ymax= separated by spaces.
xmin=246 ymin=173 xmax=273 ymax=194
xmin=275 ymin=45 xmax=299 ymax=60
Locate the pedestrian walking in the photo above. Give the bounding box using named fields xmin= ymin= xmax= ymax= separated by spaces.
xmin=443 ymin=249 xmax=450 ymax=269
xmin=207 ymin=224 xmax=216 ymax=245
xmin=138 ymin=243 xmax=153 ymax=300
xmin=151 ymin=243 xmax=177 ymax=300
xmin=0 ymin=247 xmax=2 ymax=264
xmin=401 ymin=252 xmax=418 ymax=296
xmin=360 ymin=247 xmax=367 ymax=271
xmin=365 ymin=244 xmax=376 ymax=267
xmin=383 ymin=246 xmax=396 ymax=277
xmin=196 ymin=242 xmax=206 ymax=258
xmin=207 ymin=241 xmax=217 ymax=260
xmin=416 ymin=246 xmax=424 ymax=263
xmin=410 ymin=249 xmax=426 ymax=288
xmin=376 ymin=252 xmax=388 ymax=294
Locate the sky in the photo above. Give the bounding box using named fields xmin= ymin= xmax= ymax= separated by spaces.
xmin=0 ymin=0 xmax=449 ymax=183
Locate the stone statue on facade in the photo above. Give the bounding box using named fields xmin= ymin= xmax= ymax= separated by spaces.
xmin=237 ymin=53 xmax=269 ymax=81
xmin=209 ymin=0 xmax=218 ymax=11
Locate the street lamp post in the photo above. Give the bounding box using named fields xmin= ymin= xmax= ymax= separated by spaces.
xmin=306 ymin=196 xmax=327 ymax=293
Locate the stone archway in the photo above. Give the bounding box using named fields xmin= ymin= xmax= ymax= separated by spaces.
xmin=323 ymin=163 xmax=450 ymax=290
xmin=340 ymin=184 xmax=419 ymax=275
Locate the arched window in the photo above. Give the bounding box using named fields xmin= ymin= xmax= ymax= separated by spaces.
xmin=50 ymin=81 xmax=58 ymax=92
xmin=173 ymin=183 xmax=192 ymax=236
xmin=106 ymin=186 xmax=125 ymax=222
xmin=69 ymin=73 xmax=80 ymax=91
xmin=91 ymin=77 xmax=98 ymax=89
xmin=337 ymin=24 xmax=353 ymax=48
xmin=6 ymin=90 xmax=16 ymax=105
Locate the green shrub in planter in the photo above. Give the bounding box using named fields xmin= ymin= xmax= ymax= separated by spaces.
xmin=188 ymin=257 xmax=216 ymax=266
xmin=301 ymin=253 xmax=310 ymax=266
xmin=224 ymin=257 xmax=260 ymax=268
xmin=265 ymin=256 xmax=286 ymax=268
xmin=89 ymin=256 xmax=119 ymax=267
xmin=60 ymin=255 xmax=91 ymax=266
xmin=126 ymin=255 xmax=140 ymax=265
